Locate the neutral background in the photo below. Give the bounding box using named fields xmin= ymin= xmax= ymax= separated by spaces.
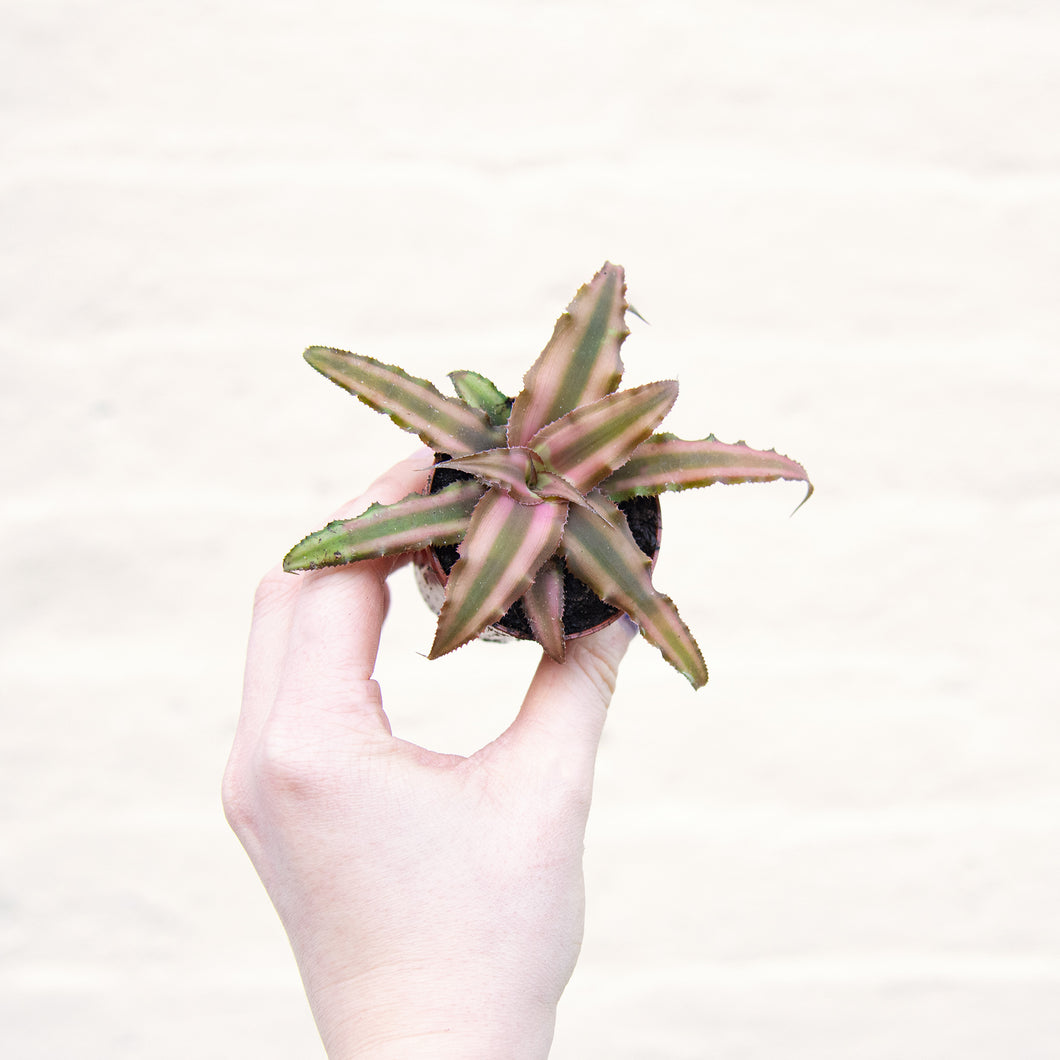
xmin=2 ymin=1 xmax=1058 ymax=1056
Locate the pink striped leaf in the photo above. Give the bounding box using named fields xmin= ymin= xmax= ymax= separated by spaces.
xmin=436 ymin=447 xmax=542 ymax=505
xmin=304 ymin=347 xmax=503 ymax=456
xmin=507 ymin=262 xmax=629 ymax=446
xmin=283 ymin=480 xmax=485 ymax=571
xmin=561 ymin=493 xmax=708 ymax=688
xmin=520 ymin=559 xmax=566 ymax=663
xmin=429 ymin=489 xmax=569 ymax=659
xmin=601 ymin=432 xmax=813 ymax=509
xmin=529 ymin=380 xmax=679 ymax=493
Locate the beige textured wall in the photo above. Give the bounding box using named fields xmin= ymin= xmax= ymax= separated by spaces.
xmin=3 ymin=2 xmax=1058 ymax=1056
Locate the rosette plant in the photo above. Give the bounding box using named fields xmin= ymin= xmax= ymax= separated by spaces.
xmin=283 ymin=263 xmax=810 ymax=688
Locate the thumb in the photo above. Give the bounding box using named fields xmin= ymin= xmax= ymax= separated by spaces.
xmin=500 ymin=615 xmax=638 ymax=773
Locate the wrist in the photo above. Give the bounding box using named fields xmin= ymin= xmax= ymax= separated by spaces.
xmin=311 ymin=970 xmax=558 ymax=1060
xmin=336 ymin=1024 xmax=554 ymax=1060
xmin=325 ymin=1013 xmax=556 ymax=1060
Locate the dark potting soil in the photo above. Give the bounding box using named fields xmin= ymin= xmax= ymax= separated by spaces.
xmin=430 ymin=457 xmax=660 ymax=638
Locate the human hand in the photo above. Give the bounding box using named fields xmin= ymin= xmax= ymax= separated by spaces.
xmin=223 ymin=449 xmax=637 ymax=1059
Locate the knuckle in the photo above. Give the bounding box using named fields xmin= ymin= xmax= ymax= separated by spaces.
xmin=254 ymin=715 xmax=326 ymax=801
xmin=221 ymin=756 xmax=257 ymax=840
xmin=252 ymin=565 xmax=296 ymax=614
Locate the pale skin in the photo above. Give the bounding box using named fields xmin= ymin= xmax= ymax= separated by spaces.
xmin=223 ymin=449 xmax=637 ymax=1059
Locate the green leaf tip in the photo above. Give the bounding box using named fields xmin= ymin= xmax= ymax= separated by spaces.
xmin=448 ymin=369 xmax=512 ymax=427
xmin=283 ymin=481 xmax=482 ymax=572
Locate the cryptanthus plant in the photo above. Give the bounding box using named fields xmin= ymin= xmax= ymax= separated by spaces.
xmin=283 ymin=263 xmax=811 ymax=688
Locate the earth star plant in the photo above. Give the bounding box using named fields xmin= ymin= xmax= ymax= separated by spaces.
xmin=283 ymin=263 xmax=811 ymax=689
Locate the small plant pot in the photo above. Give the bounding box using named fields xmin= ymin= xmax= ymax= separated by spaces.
xmin=413 ymin=458 xmax=662 ymax=646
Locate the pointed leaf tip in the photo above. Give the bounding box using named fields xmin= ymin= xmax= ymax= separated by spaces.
xmin=561 ymin=495 xmax=708 ymax=689
xmin=602 ymin=434 xmax=811 ymax=504
xmin=521 ymin=558 xmax=566 ymax=662
xmin=448 ymin=369 xmax=512 ymax=427
xmin=790 ymin=480 xmax=815 ymax=516
xmin=507 ymin=264 xmax=630 ymax=446
xmin=282 ymin=481 xmax=483 ymax=571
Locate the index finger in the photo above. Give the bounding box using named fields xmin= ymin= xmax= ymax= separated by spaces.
xmin=271 ymin=448 xmax=435 ymax=718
